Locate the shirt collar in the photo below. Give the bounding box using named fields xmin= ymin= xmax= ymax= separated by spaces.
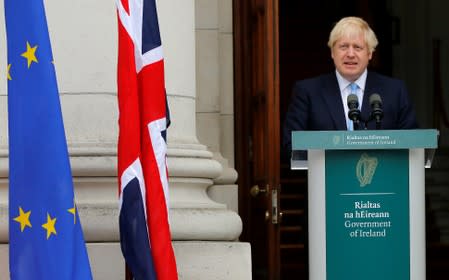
xmin=335 ymin=69 xmax=368 ymax=92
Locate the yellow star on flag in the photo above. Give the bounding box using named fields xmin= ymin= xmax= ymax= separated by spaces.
xmin=13 ymin=207 xmax=32 ymax=232
xmin=21 ymin=41 xmax=38 ymax=68
xmin=68 ymin=200 xmax=77 ymax=224
xmin=42 ymin=213 xmax=57 ymax=239
xmin=7 ymin=64 xmax=12 ymax=80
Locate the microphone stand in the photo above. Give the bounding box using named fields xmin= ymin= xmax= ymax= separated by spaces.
xmin=353 ymin=119 xmax=361 ymax=130
xmin=363 ymin=115 xmax=382 ymax=130
xmin=375 ymin=120 xmax=381 ymax=130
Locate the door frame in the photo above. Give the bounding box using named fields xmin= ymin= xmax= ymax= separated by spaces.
xmin=233 ymin=0 xmax=280 ymax=278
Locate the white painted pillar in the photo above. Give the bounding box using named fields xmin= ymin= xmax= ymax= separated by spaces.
xmin=158 ymin=0 xmax=242 ymax=242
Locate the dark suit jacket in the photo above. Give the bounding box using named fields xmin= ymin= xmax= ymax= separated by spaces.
xmin=282 ymin=71 xmax=419 ymax=156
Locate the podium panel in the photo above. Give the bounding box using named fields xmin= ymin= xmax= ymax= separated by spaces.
xmin=326 ymin=149 xmax=409 ymax=280
xmin=292 ymin=130 xmax=438 ymax=280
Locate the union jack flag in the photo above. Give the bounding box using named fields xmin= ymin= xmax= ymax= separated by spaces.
xmin=116 ymin=0 xmax=178 ymax=279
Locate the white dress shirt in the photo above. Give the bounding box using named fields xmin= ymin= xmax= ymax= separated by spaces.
xmin=335 ymin=69 xmax=367 ymax=129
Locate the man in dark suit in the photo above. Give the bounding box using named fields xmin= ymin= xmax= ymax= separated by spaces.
xmin=283 ymin=16 xmax=418 ymax=155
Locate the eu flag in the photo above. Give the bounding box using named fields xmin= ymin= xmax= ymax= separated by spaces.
xmin=5 ymin=0 xmax=93 ymax=279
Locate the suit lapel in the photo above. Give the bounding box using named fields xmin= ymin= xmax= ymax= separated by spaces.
xmin=322 ymin=74 xmax=347 ymax=130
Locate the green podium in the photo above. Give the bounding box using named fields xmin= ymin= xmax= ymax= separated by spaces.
xmin=291 ymin=129 xmax=438 ymax=280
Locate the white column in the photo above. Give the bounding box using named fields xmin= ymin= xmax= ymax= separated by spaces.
xmin=159 ymin=1 xmax=251 ymax=279
xmin=159 ymin=0 xmax=242 ymax=241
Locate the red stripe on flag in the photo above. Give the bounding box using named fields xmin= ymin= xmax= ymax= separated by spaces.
xmin=117 ymin=16 xmax=140 ymax=178
xmin=140 ymin=61 xmax=178 ymax=280
xmin=117 ymin=1 xmax=178 ymax=278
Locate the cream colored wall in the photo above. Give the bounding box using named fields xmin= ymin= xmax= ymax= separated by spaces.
xmin=196 ymin=0 xmax=234 ymax=162
xmin=195 ymin=0 xmax=238 ymax=213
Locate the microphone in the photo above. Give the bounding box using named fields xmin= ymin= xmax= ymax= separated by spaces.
xmin=347 ymin=94 xmax=361 ymax=129
xmin=369 ymin=93 xmax=383 ymax=129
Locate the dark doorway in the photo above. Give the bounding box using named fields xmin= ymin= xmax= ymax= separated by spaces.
xmin=278 ymin=1 xmax=393 ymax=279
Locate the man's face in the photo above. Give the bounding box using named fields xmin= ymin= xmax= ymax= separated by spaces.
xmin=331 ymin=33 xmax=372 ymax=81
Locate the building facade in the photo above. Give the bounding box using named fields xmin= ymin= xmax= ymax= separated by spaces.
xmin=0 ymin=0 xmax=250 ymax=279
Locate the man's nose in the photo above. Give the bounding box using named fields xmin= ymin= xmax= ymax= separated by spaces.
xmin=347 ymin=47 xmax=355 ymax=56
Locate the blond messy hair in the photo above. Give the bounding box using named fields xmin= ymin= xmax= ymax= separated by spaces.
xmin=327 ymin=17 xmax=378 ymax=53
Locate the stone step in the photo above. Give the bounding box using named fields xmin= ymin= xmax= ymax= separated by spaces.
xmin=426 ymin=185 xmax=449 ymax=196
xmin=426 ymin=169 xmax=449 ymax=185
